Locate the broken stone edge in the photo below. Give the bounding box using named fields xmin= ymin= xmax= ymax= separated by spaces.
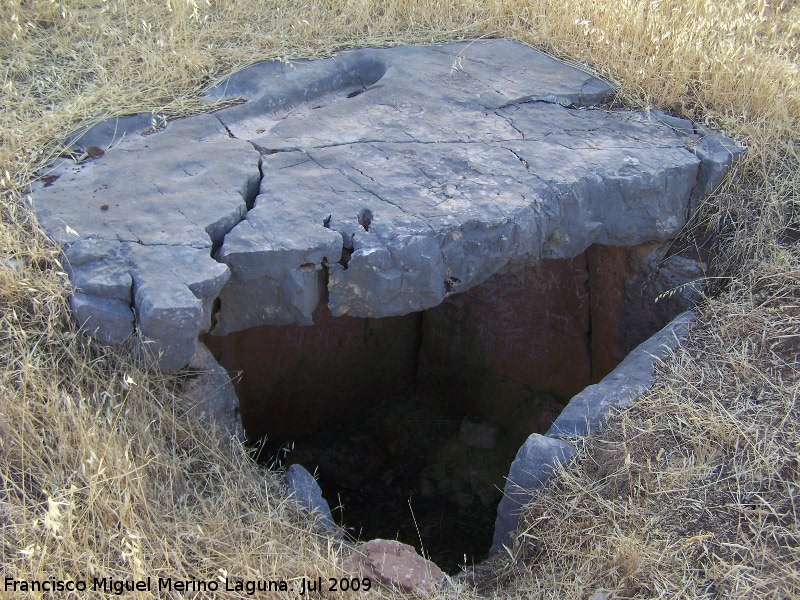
xmin=490 ymin=309 xmax=696 ymax=554
xmin=284 ymin=463 xmax=339 ymax=535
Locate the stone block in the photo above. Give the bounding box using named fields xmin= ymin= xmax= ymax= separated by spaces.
xmin=182 ymin=342 xmax=244 ymax=441
xmin=70 ymin=294 xmax=134 ymax=345
xmin=491 ymin=434 xmax=577 ymax=553
xmin=133 ymin=274 xmax=203 ymax=372
xmin=285 ymin=464 xmax=337 ymax=533
xmin=342 ymin=539 xmax=446 ymax=594
xmin=690 ymin=123 xmax=747 ymax=209
xmin=459 ymin=417 xmax=498 ymax=450
xmin=30 ymin=40 xmax=738 ymax=379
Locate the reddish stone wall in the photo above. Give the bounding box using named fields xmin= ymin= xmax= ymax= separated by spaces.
xmin=207 ymin=243 xmax=691 ymax=444
xmin=588 ymin=242 xmax=692 ymax=379
xmin=205 ymin=304 xmax=421 ymax=441
xmin=417 ymin=255 xmax=592 ymax=442
xmin=586 ymin=245 xmax=630 ymax=378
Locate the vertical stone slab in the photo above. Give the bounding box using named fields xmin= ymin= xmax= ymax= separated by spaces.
xmin=182 ymin=342 xmax=245 ymax=441
xmin=205 ymin=305 xmax=421 ymax=441
xmin=418 ymin=256 xmax=592 ymax=430
xmin=491 ymin=434 xmax=577 ymax=553
xmin=588 ymin=242 xmax=704 ymax=381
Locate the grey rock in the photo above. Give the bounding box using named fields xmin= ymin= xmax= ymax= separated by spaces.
xmin=124 ymin=243 xmax=230 ymax=333
xmin=649 ymin=250 xmax=707 ymax=306
xmin=211 ymin=41 xmax=703 ymax=327
xmin=690 ymin=123 xmax=747 ymax=209
xmin=206 ymin=51 xmax=389 ymax=139
xmin=647 ymin=109 xmax=694 ymax=136
xmin=62 ymin=238 xmax=125 ymax=266
xmin=213 ymin=170 xmax=341 ymax=331
xmin=31 ymin=40 xmax=738 ymax=370
xmin=32 ymin=113 xmax=258 ymax=371
xmin=207 ymin=41 xmax=613 ymax=139
xmin=63 ymin=240 xmax=132 ymax=300
xmin=182 ymin=342 xmax=244 ymax=441
xmin=547 ymin=310 xmax=696 ymax=439
xmin=32 ymin=113 xmax=260 ymax=248
xmin=70 ymin=294 xmax=134 ymax=345
xmin=491 ymin=434 xmax=578 ymax=554
xmin=126 ymin=244 xmax=229 ymax=371
xmin=132 ymin=274 xmax=203 ymax=372
xmin=285 ymin=464 xmax=337 ymax=533
xmin=66 ymin=112 xmax=167 ymax=154
xmin=66 ymin=257 xmax=132 ymax=300
xmin=60 ymin=240 xmax=230 ymax=367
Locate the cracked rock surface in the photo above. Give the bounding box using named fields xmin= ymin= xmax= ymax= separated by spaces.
xmin=31 ymin=39 xmax=741 ymax=370
xmin=208 ymin=39 xmax=704 ymax=332
xmin=33 ymin=114 xmax=260 ymax=368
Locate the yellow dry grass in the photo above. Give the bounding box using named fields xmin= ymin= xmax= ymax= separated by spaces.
xmin=1 ymin=0 xmax=798 ymax=598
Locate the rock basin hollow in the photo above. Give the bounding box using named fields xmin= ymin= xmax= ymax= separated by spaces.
xmin=205 ymin=241 xmax=696 ymax=571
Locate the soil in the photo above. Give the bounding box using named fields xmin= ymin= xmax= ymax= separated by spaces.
xmin=261 ymin=382 xmax=559 ymax=574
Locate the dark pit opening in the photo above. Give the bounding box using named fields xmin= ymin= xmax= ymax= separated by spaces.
xmin=205 ymin=243 xmax=696 ymax=573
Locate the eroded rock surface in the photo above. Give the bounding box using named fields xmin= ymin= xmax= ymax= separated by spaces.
xmin=34 ymin=114 xmax=260 ymax=368
xmin=30 ymin=39 xmax=740 ymax=370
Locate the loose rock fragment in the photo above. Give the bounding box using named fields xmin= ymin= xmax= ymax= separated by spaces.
xmin=343 ymin=539 xmax=446 ymax=594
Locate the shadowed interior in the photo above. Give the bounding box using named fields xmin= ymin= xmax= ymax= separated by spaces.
xmin=204 ymin=242 xmax=691 ymax=571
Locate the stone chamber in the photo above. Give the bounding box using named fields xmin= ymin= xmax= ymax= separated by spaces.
xmin=30 ymin=39 xmax=742 ymax=574
xmin=205 ymin=243 xmax=699 ymax=571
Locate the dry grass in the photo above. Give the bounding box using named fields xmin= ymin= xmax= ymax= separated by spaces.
xmin=1 ymin=0 xmax=798 ymax=598
xmin=492 ymin=251 xmax=800 ymax=598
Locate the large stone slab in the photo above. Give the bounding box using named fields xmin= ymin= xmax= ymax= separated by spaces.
xmin=491 ymin=433 xmax=578 ymax=553
xmin=209 ymin=40 xmax=704 ymax=332
xmin=30 ymin=39 xmax=741 ymax=369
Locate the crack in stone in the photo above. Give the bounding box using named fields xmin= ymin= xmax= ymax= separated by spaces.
xmin=507 ymin=148 xmax=531 ymax=172
xmin=214 ymin=114 xmax=237 ymax=139
xmin=492 ymin=109 xmax=526 ymax=140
